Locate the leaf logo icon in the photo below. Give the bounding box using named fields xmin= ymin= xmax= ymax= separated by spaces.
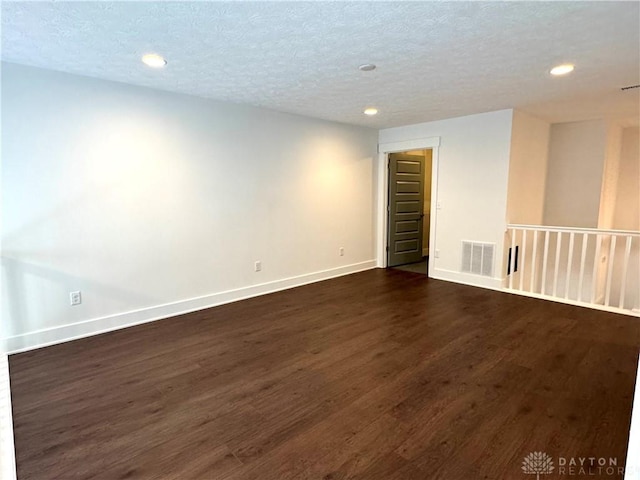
xmin=522 ymin=451 xmax=555 ymax=480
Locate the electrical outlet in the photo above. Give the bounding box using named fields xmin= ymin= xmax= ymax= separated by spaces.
xmin=254 ymin=261 xmax=262 ymax=272
xmin=70 ymin=291 xmax=82 ymax=306
xmin=339 ymin=247 xmax=344 ymax=256
xmin=434 ymin=250 xmax=440 ymax=258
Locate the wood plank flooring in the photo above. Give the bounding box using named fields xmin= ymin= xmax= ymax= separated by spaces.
xmin=9 ymin=268 xmax=640 ymax=479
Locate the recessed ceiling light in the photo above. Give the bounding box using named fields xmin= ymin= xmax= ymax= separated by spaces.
xmin=364 ymin=107 xmax=378 ymax=116
xmin=359 ymin=64 xmax=376 ymax=72
xmin=550 ymin=64 xmax=574 ymax=76
xmin=142 ymin=53 xmax=167 ymax=68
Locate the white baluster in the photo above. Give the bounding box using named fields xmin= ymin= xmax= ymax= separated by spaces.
xmin=591 ymin=234 xmax=603 ymax=304
xmin=519 ymin=230 xmax=527 ymax=291
xmin=604 ymin=236 xmax=617 ymax=307
xmin=553 ymin=232 xmax=562 ymax=297
xmin=578 ymin=233 xmax=588 ymax=302
xmin=619 ymin=236 xmax=633 ymax=309
xmin=564 ymin=232 xmax=575 ymax=299
xmin=509 ymin=229 xmax=516 ymax=290
xmin=530 ymin=231 xmax=538 ymax=293
xmin=541 ymin=230 xmax=550 ymax=295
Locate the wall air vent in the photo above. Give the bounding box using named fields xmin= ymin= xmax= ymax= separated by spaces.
xmin=461 ymin=241 xmax=495 ymax=277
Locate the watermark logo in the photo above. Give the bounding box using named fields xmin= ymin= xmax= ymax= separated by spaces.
xmin=521 ymin=452 xmax=625 ymax=477
xmin=522 ymin=451 xmax=555 ymax=479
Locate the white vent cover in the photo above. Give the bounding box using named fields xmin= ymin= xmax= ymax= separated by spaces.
xmin=461 ymin=241 xmax=495 ymax=277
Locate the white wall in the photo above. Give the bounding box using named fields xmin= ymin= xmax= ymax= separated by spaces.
xmin=506 ymin=110 xmax=550 ymax=225
xmin=379 ymin=109 xmax=514 ymax=288
xmin=0 ymin=63 xmax=17 ymax=480
xmin=0 ymin=354 xmax=15 ymax=480
xmin=1 ymin=63 xmax=378 ymax=351
xmin=544 ymin=120 xmax=607 ymax=228
xmin=625 ymin=354 xmax=640 ymax=480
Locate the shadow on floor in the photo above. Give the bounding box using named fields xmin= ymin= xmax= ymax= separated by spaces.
xmin=391 ymin=257 xmax=428 ymax=275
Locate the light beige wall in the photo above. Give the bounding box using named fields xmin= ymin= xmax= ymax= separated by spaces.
xmin=541 ymin=121 xmax=638 ymax=308
xmin=598 ymin=122 xmax=623 ymax=229
xmin=613 ymin=127 xmax=640 ymax=230
xmin=506 ymin=110 xmax=550 ymax=225
xmin=543 ymin=120 xmax=607 ymax=228
xmin=610 ymin=127 xmax=639 ymax=311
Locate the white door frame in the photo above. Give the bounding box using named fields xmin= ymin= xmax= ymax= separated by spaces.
xmin=0 ymin=353 xmax=16 ymax=480
xmin=376 ymin=137 xmax=441 ymax=277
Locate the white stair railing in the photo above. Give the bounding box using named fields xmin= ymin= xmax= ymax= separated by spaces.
xmin=506 ymin=224 xmax=640 ymax=315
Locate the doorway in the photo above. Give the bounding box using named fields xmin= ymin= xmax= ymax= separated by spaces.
xmin=387 ymin=149 xmax=433 ymax=274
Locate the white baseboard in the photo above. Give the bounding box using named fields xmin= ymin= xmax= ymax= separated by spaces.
xmin=7 ymin=260 xmax=377 ymax=354
xmin=430 ymin=268 xmax=504 ymax=291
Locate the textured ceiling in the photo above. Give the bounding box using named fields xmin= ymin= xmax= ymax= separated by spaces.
xmin=2 ymin=1 xmax=639 ymax=128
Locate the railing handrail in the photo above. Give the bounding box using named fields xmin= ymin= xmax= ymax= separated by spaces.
xmin=507 ymin=224 xmax=640 ymax=236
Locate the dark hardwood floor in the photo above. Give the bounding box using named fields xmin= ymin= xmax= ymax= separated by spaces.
xmin=9 ymin=268 xmax=640 ymax=479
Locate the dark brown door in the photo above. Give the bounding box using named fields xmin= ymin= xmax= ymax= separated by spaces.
xmin=387 ymin=153 xmax=425 ymax=267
